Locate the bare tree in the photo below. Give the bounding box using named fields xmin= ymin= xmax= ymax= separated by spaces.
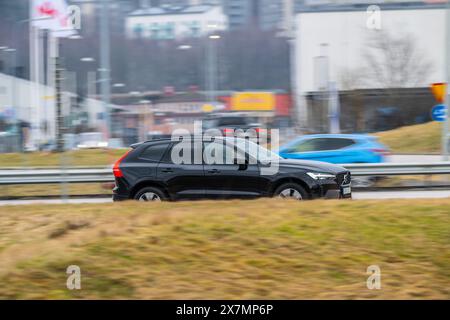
xmin=339 ymin=66 xmax=366 ymax=91
xmin=363 ymin=30 xmax=434 ymax=88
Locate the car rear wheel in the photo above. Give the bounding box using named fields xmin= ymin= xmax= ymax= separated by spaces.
xmin=134 ymin=187 xmax=167 ymax=202
xmin=274 ymin=183 xmax=308 ymax=200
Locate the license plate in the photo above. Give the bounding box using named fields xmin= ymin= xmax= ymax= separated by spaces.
xmin=343 ymin=187 xmax=351 ymax=195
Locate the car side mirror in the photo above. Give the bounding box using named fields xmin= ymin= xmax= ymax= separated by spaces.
xmin=234 ymin=157 xmax=249 ymax=171
xmin=233 ymin=157 xmax=248 ymax=165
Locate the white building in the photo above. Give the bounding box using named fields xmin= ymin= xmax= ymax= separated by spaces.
xmin=293 ymin=2 xmax=448 ymax=126
xmin=126 ymin=4 xmax=228 ymax=40
xmin=0 ymin=72 xmax=56 ymax=147
xmin=0 ymin=72 xmax=120 ymax=149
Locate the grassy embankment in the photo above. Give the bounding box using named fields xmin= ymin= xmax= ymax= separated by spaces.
xmin=376 ymin=121 xmax=441 ymax=154
xmin=0 ymin=199 xmax=448 ymax=299
xmin=0 ymin=149 xmax=128 ymax=197
xmin=0 ymin=148 xmax=127 ymax=168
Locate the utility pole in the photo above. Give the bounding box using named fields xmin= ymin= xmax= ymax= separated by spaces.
xmin=206 ymin=25 xmax=220 ymax=103
xmin=282 ymin=0 xmax=302 ymax=131
xmin=55 ymin=43 xmax=65 ymax=152
xmin=206 ymin=36 xmax=217 ymax=102
xmin=100 ymin=0 xmax=112 ymax=140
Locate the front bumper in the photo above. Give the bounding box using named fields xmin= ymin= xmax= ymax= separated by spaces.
xmin=309 ymin=173 xmax=352 ymax=200
xmin=324 ymin=189 xmax=352 ymax=199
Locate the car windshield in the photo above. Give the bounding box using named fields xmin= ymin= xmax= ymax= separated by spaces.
xmin=232 ymin=138 xmax=281 ymax=161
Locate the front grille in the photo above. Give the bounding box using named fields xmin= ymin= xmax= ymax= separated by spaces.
xmin=336 ymin=172 xmax=351 ymax=186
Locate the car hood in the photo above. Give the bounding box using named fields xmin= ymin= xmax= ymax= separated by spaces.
xmin=277 ymin=159 xmax=347 ymax=174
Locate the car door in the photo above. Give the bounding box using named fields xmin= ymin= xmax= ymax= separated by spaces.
xmin=156 ymin=141 xmax=205 ymax=200
xmin=203 ymin=140 xmax=261 ymax=199
xmin=126 ymin=141 xmax=171 ymax=182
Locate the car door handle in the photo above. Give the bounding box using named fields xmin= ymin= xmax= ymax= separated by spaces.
xmin=208 ymin=169 xmax=220 ymax=174
xmin=161 ymin=168 xmax=173 ymax=173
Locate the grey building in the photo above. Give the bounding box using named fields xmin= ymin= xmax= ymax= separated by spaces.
xmin=223 ymin=0 xmax=304 ymax=31
xmin=135 ymin=0 xmax=304 ymax=31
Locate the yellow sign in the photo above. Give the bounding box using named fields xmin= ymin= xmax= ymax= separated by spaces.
xmin=202 ymin=104 xmax=215 ymax=113
xmin=430 ymin=83 xmax=447 ymax=103
xmin=231 ymin=92 xmax=275 ymax=111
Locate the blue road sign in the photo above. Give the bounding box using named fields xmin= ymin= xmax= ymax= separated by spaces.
xmin=431 ymin=104 xmax=447 ymax=122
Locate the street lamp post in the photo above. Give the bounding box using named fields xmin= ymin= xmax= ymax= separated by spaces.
xmin=100 ymin=0 xmax=112 ymax=141
xmin=206 ymin=24 xmax=220 ymax=103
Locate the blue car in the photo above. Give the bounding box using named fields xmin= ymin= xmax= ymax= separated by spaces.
xmin=278 ymin=134 xmax=389 ymax=164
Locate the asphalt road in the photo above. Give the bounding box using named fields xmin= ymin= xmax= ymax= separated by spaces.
xmin=0 ymin=189 xmax=449 ymax=206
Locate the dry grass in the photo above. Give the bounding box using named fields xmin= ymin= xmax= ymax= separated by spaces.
xmin=376 ymin=121 xmax=441 ymax=154
xmin=0 ymin=199 xmax=449 ymax=299
xmin=0 ymin=149 xmax=128 ymax=168
xmin=0 ymin=183 xmax=109 ymax=198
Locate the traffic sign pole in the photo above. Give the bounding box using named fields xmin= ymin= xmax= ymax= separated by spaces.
xmin=443 ymin=1 xmax=450 ymax=161
xmin=431 ymin=82 xmax=448 ymax=159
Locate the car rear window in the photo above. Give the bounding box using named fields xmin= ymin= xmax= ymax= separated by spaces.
xmin=139 ymin=143 xmax=170 ymax=162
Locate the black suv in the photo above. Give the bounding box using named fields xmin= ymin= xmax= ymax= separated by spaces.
xmin=112 ymin=137 xmax=351 ymax=201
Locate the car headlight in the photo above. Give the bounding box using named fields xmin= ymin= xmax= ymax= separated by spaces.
xmin=306 ymin=172 xmax=336 ymax=180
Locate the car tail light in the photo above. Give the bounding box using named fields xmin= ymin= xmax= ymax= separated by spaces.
xmin=223 ymin=128 xmax=234 ymax=135
xmin=113 ymin=150 xmax=130 ymax=178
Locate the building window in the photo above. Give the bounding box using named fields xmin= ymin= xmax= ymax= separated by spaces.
xmin=190 ymin=21 xmax=200 ymax=37
xmin=149 ymin=23 xmax=160 ymax=39
xmin=133 ymin=23 xmax=144 ymax=38
xmin=164 ymin=22 xmax=175 ymax=39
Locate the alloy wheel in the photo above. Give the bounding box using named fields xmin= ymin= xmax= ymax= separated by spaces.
xmin=138 ymin=192 xmax=161 ymax=202
xmin=278 ymin=188 xmax=303 ymax=200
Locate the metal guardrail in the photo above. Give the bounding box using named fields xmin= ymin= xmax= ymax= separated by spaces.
xmin=346 ymin=162 xmax=450 ymax=176
xmin=0 ymin=162 xmax=450 ymax=185
xmin=0 ymin=168 xmax=114 ymax=185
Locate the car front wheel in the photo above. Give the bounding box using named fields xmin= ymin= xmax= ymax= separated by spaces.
xmin=274 ymin=183 xmax=308 ymax=200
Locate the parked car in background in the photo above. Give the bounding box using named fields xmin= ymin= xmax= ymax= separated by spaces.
xmin=278 ymin=134 xmax=389 ymax=164
xmin=201 ymin=113 xmax=269 ymax=141
xmin=147 ymin=131 xmax=171 ymax=141
xmin=77 ymin=132 xmax=108 ymax=149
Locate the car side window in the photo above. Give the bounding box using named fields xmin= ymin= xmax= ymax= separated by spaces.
xmin=293 ymin=138 xmax=355 ymax=152
xmin=139 ymin=143 xmax=170 ymax=162
xmin=204 ymin=141 xmax=242 ymax=165
xmin=319 ymin=138 xmax=355 ymax=150
xmin=162 ymin=141 xmax=203 ymax=164
xmin=292 ymin=139 xmax=319 ymax=152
